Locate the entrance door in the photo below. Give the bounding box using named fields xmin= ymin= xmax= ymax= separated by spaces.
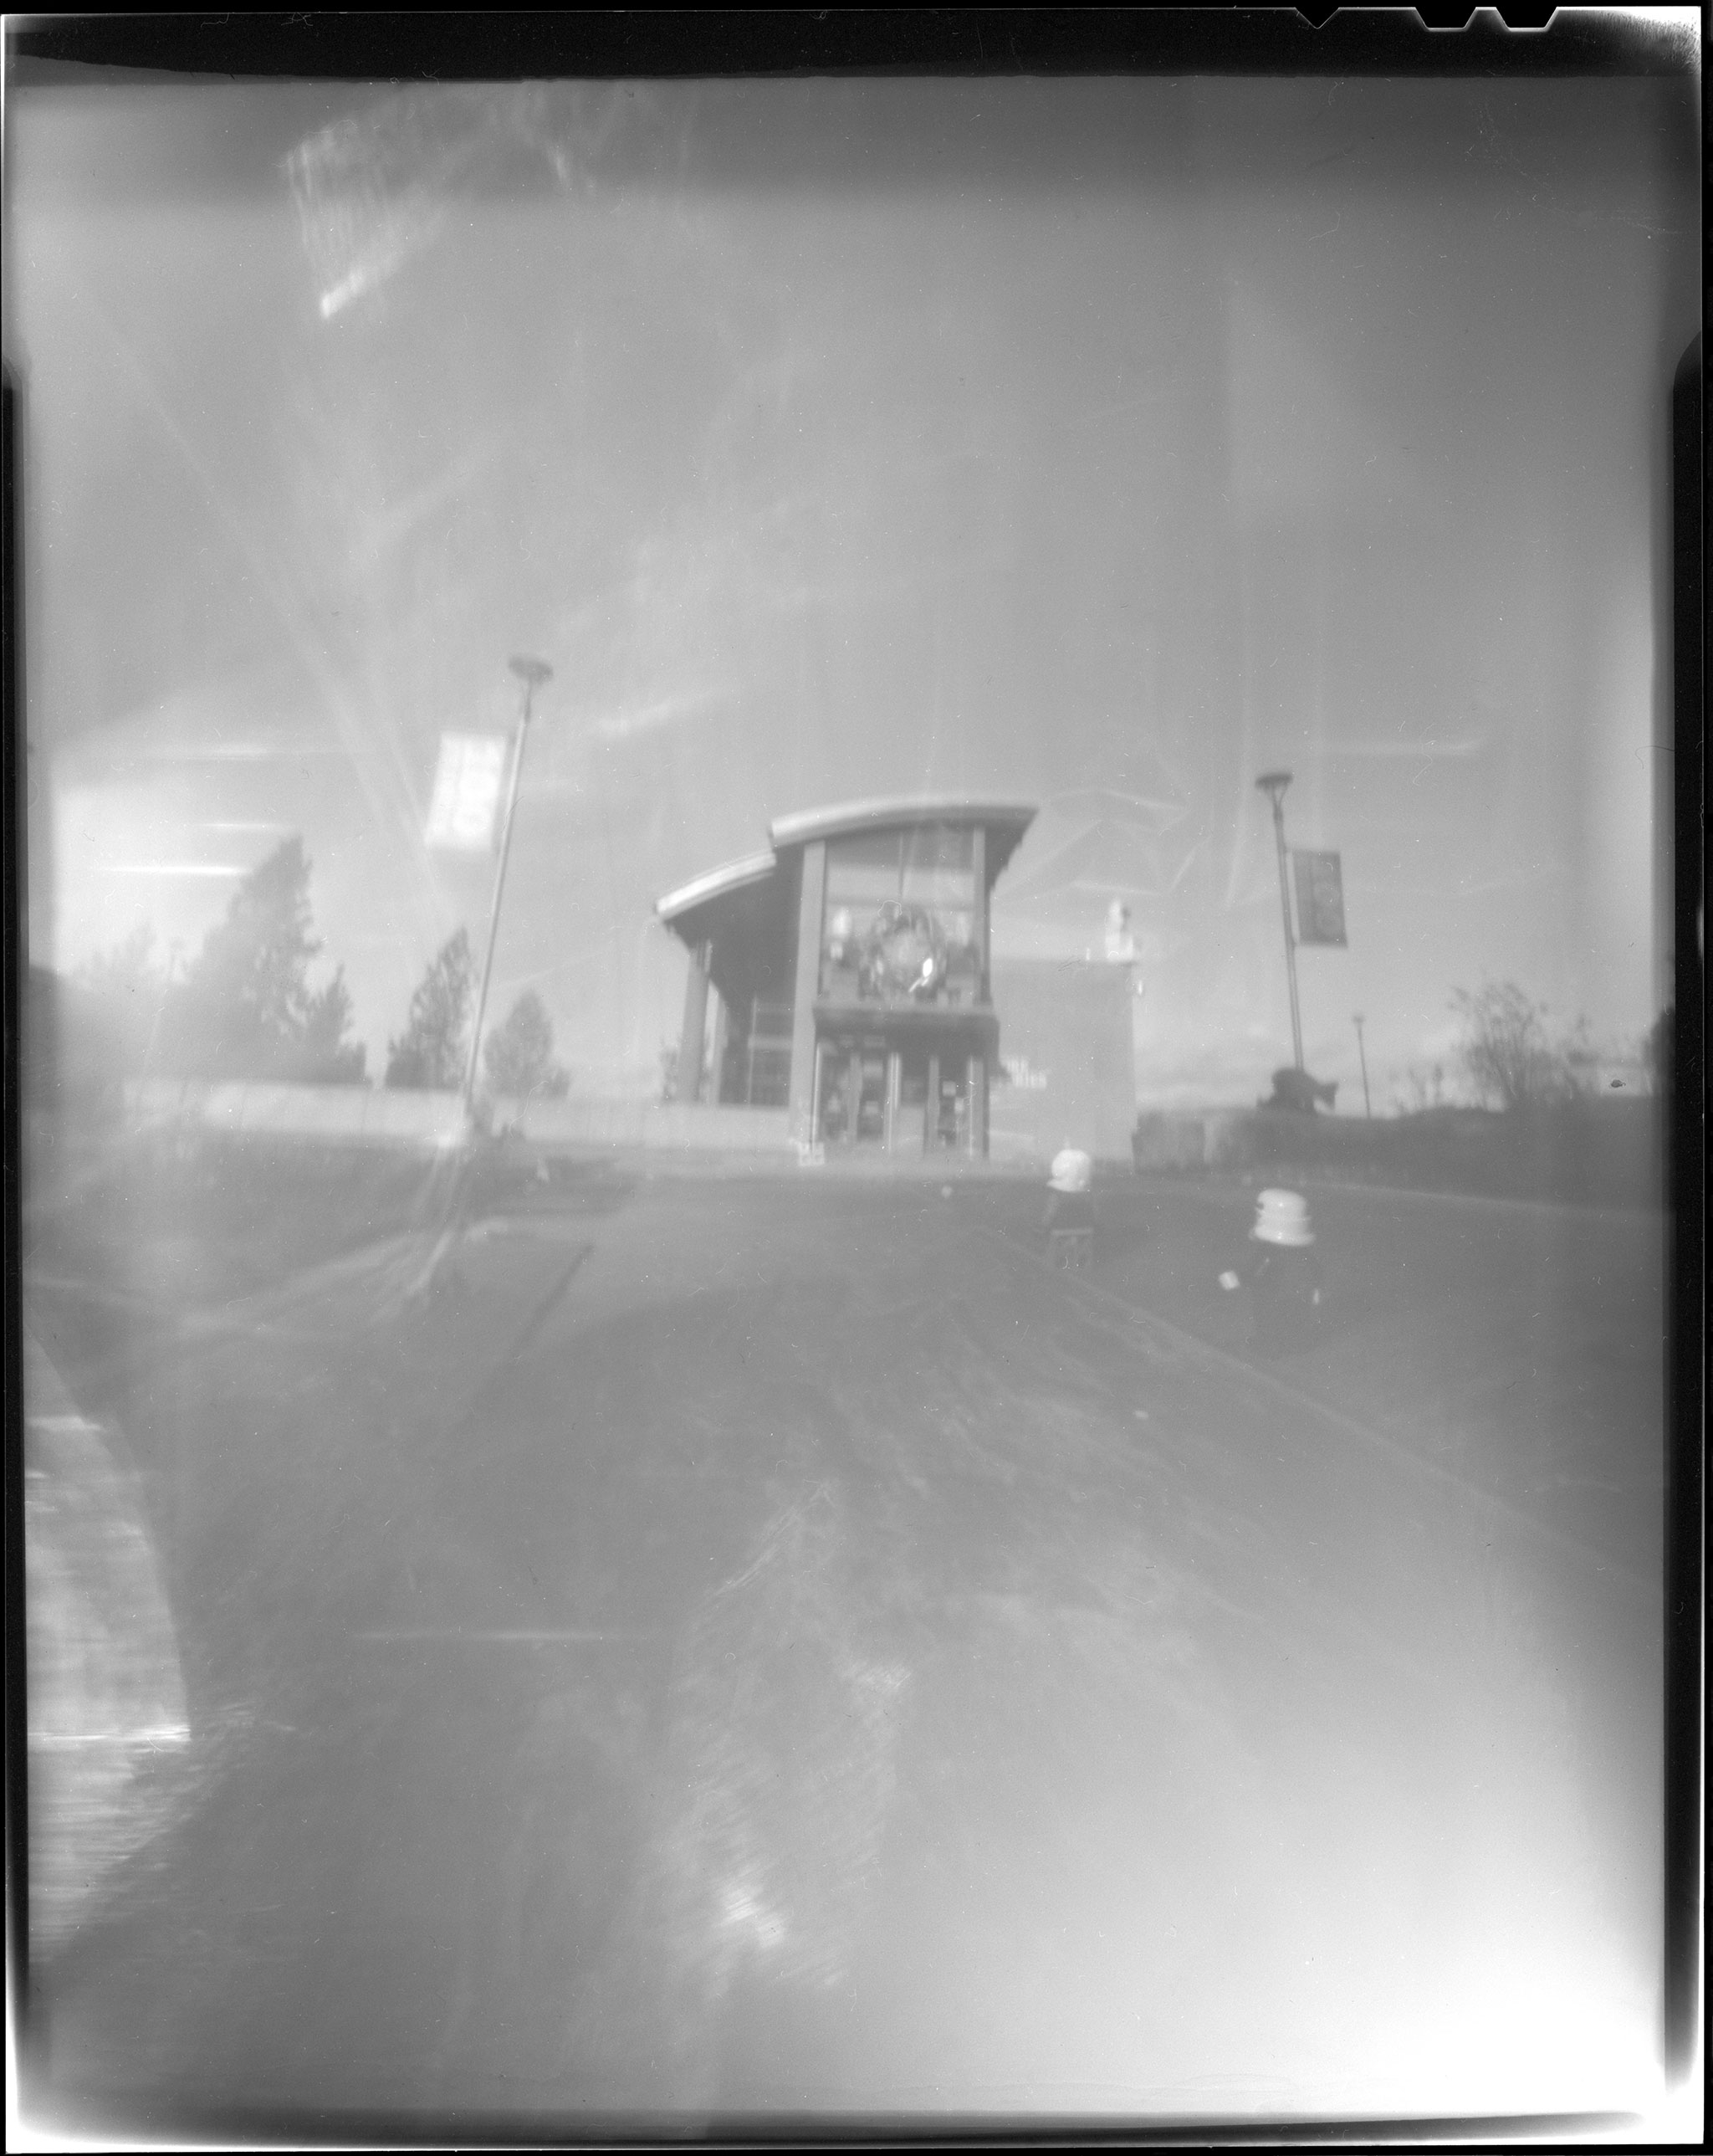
xmin=892 ymin=1047 xmax=928 ymax=1155
xmin=854 ymin=1051 xmax=888 ymax=1143
xmin=933 ymin=1056 xmax=970 ymax=1153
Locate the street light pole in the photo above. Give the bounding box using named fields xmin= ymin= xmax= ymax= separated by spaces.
xmin=461 ymin=655 xmax=553 ymax=1126
xmin=1353 ymin=1011 xmax=1372 ymax=1119
xmin=1255 ymin=771 xmax=1304 ymax=1073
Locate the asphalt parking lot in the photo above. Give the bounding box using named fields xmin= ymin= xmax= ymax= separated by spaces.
xmin=21 ymin=1156 xmax=1669 ymax=2128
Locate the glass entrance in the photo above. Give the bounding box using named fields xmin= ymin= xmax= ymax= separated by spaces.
xmin=816 ymin=1039 xmax=889 ymax=1146
xmin=933 ymin=1057 xmax=969 ymax=1152
xmin=892 ymin=1048 xmax=928 ymax=1155
xmin=815 ymin=1035 xmax=981 ymax=1155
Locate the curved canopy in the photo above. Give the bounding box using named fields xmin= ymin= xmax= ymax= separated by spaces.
xmin=655 ymin=849 xmax=779 ymax=930
xmin=655 ymin=797 xmax=1038 ymax=1001
xmin=768 ymin=796 xmax=1035 ymax=882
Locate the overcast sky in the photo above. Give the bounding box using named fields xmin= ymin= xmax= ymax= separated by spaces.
xmin=8 ymin=67 xmax=1697 ymax=1103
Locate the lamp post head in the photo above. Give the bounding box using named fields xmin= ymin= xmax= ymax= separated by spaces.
xmin=1255 ymin=770 xmax=1292 ymax=801
xmin=509 ymin=656 xmax=553 ymax=689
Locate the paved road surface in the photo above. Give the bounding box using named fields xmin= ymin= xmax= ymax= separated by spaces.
xmin=22 ymin=1167 xmax=1667 ymax=2127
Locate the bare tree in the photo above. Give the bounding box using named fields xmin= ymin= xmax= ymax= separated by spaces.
xmin=1450 ymin=981 xmax=1576 ymax=1113
xmin=1395 ymin=1062 xmax=1447 ymax=1116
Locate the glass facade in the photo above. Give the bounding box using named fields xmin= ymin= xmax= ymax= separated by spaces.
xmin=818 ymin=826 xmax=983 ymax=1007
xmin=717 ymin=997 xmax=793 ymax=1107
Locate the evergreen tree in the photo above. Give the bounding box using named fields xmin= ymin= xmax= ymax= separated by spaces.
xmin=483 ymin=988 xmax=570 ymax=1101
xmin=294 ymin=970 xmax=368 ymax=1085
xmin=155 ymin=837 xmax=366 ymax=1083
xmin=76 ymin=924 xmax=176 ymax=1073
xmin=386 ymin=929 xmax=475 ymax=1090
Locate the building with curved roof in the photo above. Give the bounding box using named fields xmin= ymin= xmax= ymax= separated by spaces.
xmin=657 ymin=796 xmax=1038 ymax=1156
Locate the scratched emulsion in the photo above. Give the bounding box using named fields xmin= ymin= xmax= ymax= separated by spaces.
xmin=638 ymin=1467 xmax=912 ymax=2097
xmin=24 ymin=1338 xmax=193 ymax=1954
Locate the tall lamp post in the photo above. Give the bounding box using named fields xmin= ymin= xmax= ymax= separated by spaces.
xmin=1353 ymin=1011 xmax=1372 ymax=1119
xmin=1255 ymin=770 xmax=1304 ymax=1073
xmin=461 ymin=655 xmax=553 ymax=1125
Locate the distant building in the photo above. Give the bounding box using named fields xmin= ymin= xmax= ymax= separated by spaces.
xmin=657 ymin=796 xmax=1030 ymax=1157
xmin=988 ymin=959 xmax=1138 ymax=1165
xmin=657 ymin=796 xmax=1138 ymax=1163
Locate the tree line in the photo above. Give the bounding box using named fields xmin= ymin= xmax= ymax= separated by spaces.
xmin=79 ymin=840 xmax=1671 ymax=1116
xmin=1409 ymin=980 xmax=1670 ymax=1115
xmin=78 ymin=836 xmax=569 ymax=1101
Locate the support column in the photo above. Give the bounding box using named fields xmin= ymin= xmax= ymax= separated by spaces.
xmin=971 ymin=824 xmax=989 ymax=1002
xmin=885 ymin=1049 xmax=901 ymax=1152
xmin=675 ymin=942 xmax=711 ymax=1105
xmin=926 ymin=1051 xmax=939 ymax=1155
xmin=787 ymin=841 xmax=827 ymax=1144
xmin=969 ymin=1052 xmax=987 ymax=1158
xmin=708 ymin=990 xmax=729 ymax=1105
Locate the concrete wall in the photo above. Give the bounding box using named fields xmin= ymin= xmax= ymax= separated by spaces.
xmin=125 ymin=1080 xmax=793 ymax=1156
xmin=1131 ymin=1109 xmax=1256 ymax=1170
xmin=988 ymin=958 xmax=1137 ymax=1164
xmin=128 ymin=1078 xmax=465 ymax=1148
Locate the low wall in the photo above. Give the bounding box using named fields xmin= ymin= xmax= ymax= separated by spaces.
xmin=125 ymin=1080 xmax=793 ymax=1157
xmin=1131 ymin=1110 xmax=1257 ymax=1170
xmin=128 ymin=1078 xmax=465 ymax=1148
xmin=1133 ymin=1100 xmax=1664 ymax=1209
xmin=514 ymin=1098 xmax=791 ymax=1153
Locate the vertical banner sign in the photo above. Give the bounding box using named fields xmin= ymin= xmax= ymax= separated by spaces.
xmin=1291 ymin=849 xmax=1347 ymax=946
xmin=425 ymin=734 xmax=508 ymax=852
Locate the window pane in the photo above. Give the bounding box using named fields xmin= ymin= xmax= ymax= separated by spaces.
xmin=900 ymin=823 xmax=973 ymax=873
xmin=825 ymin=859 xmax=902 ymax=906
xmin=899 ymin=864 xmax=975 ymax=909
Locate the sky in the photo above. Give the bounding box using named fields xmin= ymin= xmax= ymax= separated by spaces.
xmin=7 ymin=63 xmax=1698 ymax=1106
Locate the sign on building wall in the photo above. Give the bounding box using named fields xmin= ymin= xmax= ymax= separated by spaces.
xmin=1291 ymin=849 xmax=1347 ymax=947
xmin=424 ymin=733 xmax=508 ymax=852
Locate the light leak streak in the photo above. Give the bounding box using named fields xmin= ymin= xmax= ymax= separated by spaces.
xmin=137 ymin=745 xmax=363 ymax=762
xmin=96 ymin=863 xmax=245 ymax=878
xmin=353 ymin=1627 xmax=655 ymax=1644
xmin=1327 ymin=740 xmax=1485 ymax=759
